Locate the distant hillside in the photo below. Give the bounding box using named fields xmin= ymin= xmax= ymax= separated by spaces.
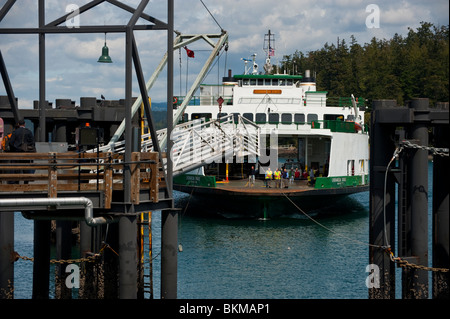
xmin=278 ymin=22 xmax=449 ymax=107
xmin=150 ymin=102 xmax=168 ymax=111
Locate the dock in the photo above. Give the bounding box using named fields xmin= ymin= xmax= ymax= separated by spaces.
xmin=0 ymin=0 xmax=179 ymax=300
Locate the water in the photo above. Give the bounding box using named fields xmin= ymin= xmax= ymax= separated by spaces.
xmin=152 ymin=191 xmax=370 ymax=299
xmin=11 ymin=161 xmax=436 ymax=299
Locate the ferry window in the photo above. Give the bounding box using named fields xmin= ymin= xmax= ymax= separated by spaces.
xmin=232 ymin=113 xmax=240 ymax=123
xmin=294 ymin=113 xmax=305 ymax=123
xmin=264 ymin=79 xmax=271 ymax=86
xmin=243 ymin=79 xmax=250 ymax=86
xmin=255 ymin=113 xmax=266 ymax=123
xmin=250 ymin=79 xmax=256 ymax=85
xmin=268 ymin=113 xmax=279 ymax=124
xmin=257 ymin=79 xmax=264 ymax=85
xmin=182 ymin=113 xmax=188 ymax=122
xmin=279 ymin=80 xmax=285 ymax=86
xmin=307 ymin=114 xmax=318 ymax=123
xmin=243 ymin=113 xmax=254 ymax=121
xmin=272 ymin=79 xmax=279 ymax=86
xmin=347 ymin=160 xmax=355 ymax=176
xmin=324 ymin=114 xmax=344 ymax=121
xmin=281 ymin=113 xmax=292 ymax=124
xmin=286 ymin=79 xmax=293 ymax=86
xmin=192 ymin=113 xmax=212 ymax=120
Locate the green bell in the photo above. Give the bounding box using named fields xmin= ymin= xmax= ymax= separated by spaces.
xmin=97 ymin=42 xmax=112 ymax=63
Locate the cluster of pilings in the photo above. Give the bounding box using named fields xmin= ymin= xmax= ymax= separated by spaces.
xmin=369 ymin=98 xmax=449 ymax=299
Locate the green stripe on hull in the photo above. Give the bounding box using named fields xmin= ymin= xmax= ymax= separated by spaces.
xmin=314 ymin=175 xmax=369 ymax=189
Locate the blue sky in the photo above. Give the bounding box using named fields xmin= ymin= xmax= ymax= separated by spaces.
xmin=0 ymin=0 xmax=448 ymax=108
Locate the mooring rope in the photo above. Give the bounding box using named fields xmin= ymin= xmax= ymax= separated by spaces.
xmin=281 ymin=192 xmax=383 ymax=249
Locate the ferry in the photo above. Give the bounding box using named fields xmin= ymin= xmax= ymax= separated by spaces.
xmin=173 ymin=31 xmax=369 ymax=218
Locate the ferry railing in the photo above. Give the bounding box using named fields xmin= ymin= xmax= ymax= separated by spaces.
xmin=0 ymin=152 xmax=159 ymax=207
xmin=97 ymin=114 xmax=260 ymax=176
xmin=170 ymin=115 xmax=236 ymax=174
xmin=235 ymin=115 xmax=260 ymax=159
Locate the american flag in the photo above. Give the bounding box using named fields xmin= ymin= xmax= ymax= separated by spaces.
xmin=269 ymin=47 xmax=275 ymax=56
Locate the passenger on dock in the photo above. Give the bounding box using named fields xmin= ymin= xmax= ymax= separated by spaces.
xmin=274 ymin=168 xmax=281 ymax=188
xmin=294 ymin=167 xmax=301 ymax=180
xmin=7 ymin=119 xmax=36 ymax=184
xmin=309 ymin=168 xmax=316 ymax=186
xmin=289 ymin=168 xmax=294 ymax=184
xmin=248 ymin=165 xmax=256 ymax=187
xmin=8 ymin=120 xmax=35 ymax=153
xmin=265 ymin=167 xmax=272 ymax=188
xmin=282 ymin=168 xmax=289 ymax=188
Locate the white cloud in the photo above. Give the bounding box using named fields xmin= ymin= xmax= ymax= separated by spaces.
xmin=0 ymin=0 xmax=448 ymax=108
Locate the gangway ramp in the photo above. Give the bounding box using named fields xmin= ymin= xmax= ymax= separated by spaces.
xmin=93 ymin=114 xmax=260 ymax=176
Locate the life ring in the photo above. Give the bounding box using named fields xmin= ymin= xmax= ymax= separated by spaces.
xmin=173 ymin=96 xmax=178 ymax=104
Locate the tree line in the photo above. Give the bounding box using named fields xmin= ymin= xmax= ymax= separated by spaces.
xmin=278 ymin=22 xmax=449 ymax=108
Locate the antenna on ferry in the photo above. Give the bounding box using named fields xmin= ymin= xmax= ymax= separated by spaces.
xmin=351 ymin=94 xmax=360 ymax=123
xmin=251 ymin=53 xmax=258 ymax=74
xmin=263 ymin=29 xmax=275 ymax=74
xmin=241 ymin=53 xmax=258 ymax=75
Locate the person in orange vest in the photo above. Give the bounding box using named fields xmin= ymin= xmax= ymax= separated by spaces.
xmin=274 ymin=168 xmax=282 ymax=188
xmin=1 ymin=132 xmax=12 ymax=152
xmin=265 ymin=167 xmax=272 ymax=188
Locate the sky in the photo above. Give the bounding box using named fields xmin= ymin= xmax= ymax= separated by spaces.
xmin=0 ymin=0 xmax=449 ymax=108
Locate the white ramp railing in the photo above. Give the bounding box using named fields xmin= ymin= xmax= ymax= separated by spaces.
xmin=89 ymin=115 xmax=260 ymax=177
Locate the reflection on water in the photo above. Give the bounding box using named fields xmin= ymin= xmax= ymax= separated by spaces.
xmin=153 ymin=191 xmax=371 ymax=299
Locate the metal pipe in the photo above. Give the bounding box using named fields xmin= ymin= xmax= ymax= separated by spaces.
xmin=0 ymin=197 xmax=108 ymax=226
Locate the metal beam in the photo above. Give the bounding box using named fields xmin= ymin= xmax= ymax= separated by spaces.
xmin=0 ymin=25 xmax=166 ymax=34
xmin=45 ymin=0 xmax=105 ymax=27
xmin=123 ymin=31 xmax=228 ymax=152
xmin=0 ymin=50 xmax=21 ymax=123
xmin=107 ymin=31 xmax=229 ymax=149
xmin=0 ymin=212 xmax=14 ymax=299
xmin=38 ymin=0 xmax=46 ymax=142
xmin=369 ymin=100 xmax=397 ymax=299
xmin=404 ymin=98 xmax=429 ymax=299
xmin=0 ymin=0 xmax=16 ymax=22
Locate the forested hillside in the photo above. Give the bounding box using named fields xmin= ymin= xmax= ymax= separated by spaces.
xmin=278 ymin=22 xmax=449 ymax=107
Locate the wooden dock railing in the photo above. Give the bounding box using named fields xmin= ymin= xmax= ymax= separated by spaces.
xmin=0 ymin=151 xmax=160 ymax=208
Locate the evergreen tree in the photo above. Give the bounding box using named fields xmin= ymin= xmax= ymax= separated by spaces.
xmin=278 ymin=22 xmax=449 ymax=107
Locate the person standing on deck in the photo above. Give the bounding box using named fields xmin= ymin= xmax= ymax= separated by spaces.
xmin=7 ymin=119 xmax=36 ymax=183
xmin=248 ymin=165 xmax=256 ymax=187
xmin=274 ymin=168 xmax=281 ymax=188
xmin=265 ymin=167 xmax=272 ymax=188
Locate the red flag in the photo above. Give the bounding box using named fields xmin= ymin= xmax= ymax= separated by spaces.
xmin=184 ymin=46 xmax=195 ymax=58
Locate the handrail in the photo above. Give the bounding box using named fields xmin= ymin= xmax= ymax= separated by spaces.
xmin=0 ymin=151 xmax=160 ymax=206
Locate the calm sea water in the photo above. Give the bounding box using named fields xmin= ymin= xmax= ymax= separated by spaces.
xmin=12 ymin=161 xmax=435 ymax=299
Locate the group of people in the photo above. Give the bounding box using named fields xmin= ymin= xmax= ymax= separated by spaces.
xmin=246 ymin=164 xmax=317 ymax=188
xmin=263 ymin=167 xmax=294 ymax=189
